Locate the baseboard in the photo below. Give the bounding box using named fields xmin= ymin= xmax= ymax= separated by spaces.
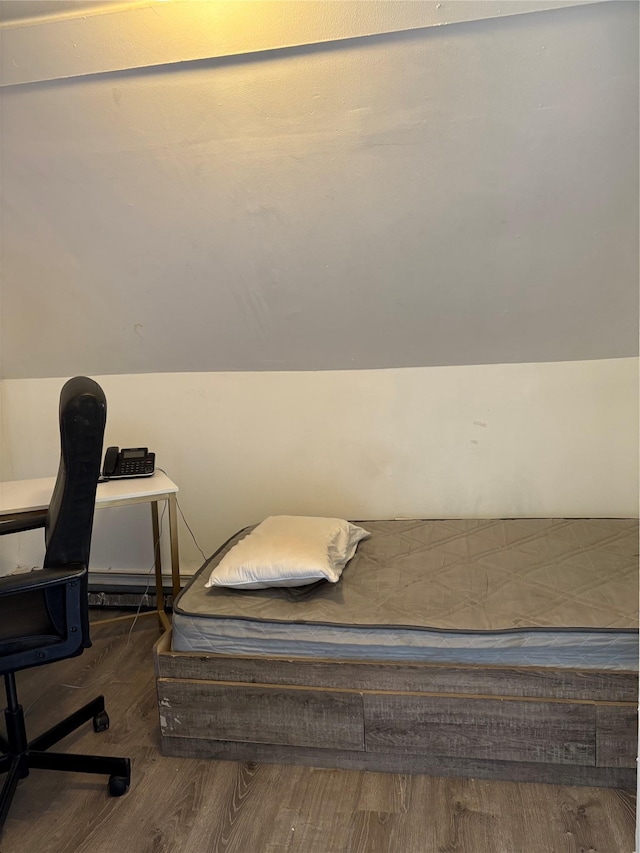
xmin=88 ymin=589 xmax=174 ymax=610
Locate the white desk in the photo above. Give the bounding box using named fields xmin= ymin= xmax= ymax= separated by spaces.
xmin=0 ymin=472 xmax=180 ymax=630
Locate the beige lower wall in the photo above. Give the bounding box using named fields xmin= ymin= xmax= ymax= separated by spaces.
xmin=0 ymin=357 xmax=637 ymax=577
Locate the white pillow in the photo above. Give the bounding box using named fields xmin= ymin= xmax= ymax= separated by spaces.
xmin=205 ymin=515 xmax=370 ymax=590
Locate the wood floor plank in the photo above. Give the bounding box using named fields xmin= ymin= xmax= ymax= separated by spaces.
xmin=348 ymin=810 xmax=399 ymax=853
xmin=0 ymin=611 xmax=634 ymax=853
xmin=355 ymin=771 xmax=410 ymax=814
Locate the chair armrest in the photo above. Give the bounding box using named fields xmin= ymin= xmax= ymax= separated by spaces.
xmin=0 ymin=565 xmax=86 ymax=596
xmin=0 ymin=510 xmax=47 ymax=536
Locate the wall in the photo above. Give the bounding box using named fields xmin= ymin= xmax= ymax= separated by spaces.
xmin=1 ymin=357 xmax=637 ymax=578
xmin=0 ymin=1 xmax=638 ymax=579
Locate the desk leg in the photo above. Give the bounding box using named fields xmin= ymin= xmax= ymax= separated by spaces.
xmin=151 ymin=502 xmax=171 ymax=632
xmin=168 ymin=493 xmax=181 ymax=601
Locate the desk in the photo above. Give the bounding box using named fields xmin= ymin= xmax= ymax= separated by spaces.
xmin=0 ymin=472 xmax=180 ymax=631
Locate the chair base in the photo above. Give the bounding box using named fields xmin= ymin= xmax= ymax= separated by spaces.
xmin=0 ymin=678 xmax=130 ymax=830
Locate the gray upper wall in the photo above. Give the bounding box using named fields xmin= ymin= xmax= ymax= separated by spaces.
xmin=1 ymin=1 xmax=638 ymax=379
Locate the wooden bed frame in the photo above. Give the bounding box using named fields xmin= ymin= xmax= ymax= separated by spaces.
xmin=154 ymin=630 xmax=637 ymax=788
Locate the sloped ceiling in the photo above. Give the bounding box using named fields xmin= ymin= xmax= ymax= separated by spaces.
xmin=0 ymin=1 xmax=638 ymax=378
xmin=0 ymin=1 xmax=117 ymax=23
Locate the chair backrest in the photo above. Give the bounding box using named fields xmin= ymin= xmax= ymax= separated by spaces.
xmin=44 ymin=376 xmax=107 ymax=571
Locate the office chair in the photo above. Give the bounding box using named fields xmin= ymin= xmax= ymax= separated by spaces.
xmin=0 ymin=376 xmax=131 ymax=830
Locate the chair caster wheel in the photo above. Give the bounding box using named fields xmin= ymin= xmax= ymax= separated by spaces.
xmin=93 ymin=711 xmax=110 ymax=733
xmin=108 ymin=775 xmax=129 ymax=797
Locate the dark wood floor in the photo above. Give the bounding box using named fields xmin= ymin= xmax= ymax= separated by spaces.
xmin=0 ymin=613 xmax=635 ymax=853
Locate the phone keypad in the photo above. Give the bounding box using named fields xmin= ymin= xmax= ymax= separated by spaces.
xmin=119 ymin=460 xmax=154 ymax=476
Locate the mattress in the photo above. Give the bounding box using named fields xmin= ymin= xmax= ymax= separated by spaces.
xmin=172 ymin=519 xmax=639 ymax=669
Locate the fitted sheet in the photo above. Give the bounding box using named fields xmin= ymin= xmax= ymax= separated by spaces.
xmin=172 ymin=519 xmax=639 ymax=669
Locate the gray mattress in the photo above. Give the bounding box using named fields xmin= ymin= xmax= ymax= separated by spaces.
xmin=172 ymin=519 xmax=639 ymax=669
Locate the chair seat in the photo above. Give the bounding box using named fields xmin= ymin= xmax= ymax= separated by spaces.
xmin=0 ymin=635 xmax=63 ymax=657
xmin=0 ymin=588 xmax=62 ymax=655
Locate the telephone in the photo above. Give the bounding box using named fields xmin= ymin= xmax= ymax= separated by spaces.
xmin=102 ymin=446 xmax=155 ymax=480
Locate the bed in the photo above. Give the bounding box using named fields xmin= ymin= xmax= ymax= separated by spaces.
xmin=154 ymin=518 xmax=639 ymax=787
